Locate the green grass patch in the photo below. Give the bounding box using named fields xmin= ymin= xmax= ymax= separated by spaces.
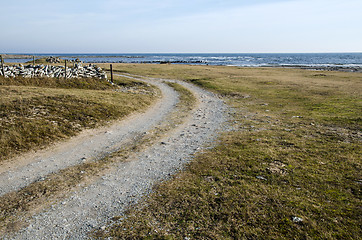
xmin=98 ymin=65 xmax=361 ymax=239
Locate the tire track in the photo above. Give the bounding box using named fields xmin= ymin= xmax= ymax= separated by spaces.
xmin=0 ymin=79 xmax=177 ymax=196
xmin=5 ymin=77 xmax=229 ymax=239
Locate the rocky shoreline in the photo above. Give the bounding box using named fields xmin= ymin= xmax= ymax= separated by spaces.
xmin=266 ymin=64 xmax=362 ymax=73
xmin=1 ymin=55 xmax=361 ymax=73
xmin=87 ymin=60 xmax=207 ymax=64
xmin=0 ymin=63 xmax=107 ymax=79
xmin=87 ymin=61 xmax=362 ymax=72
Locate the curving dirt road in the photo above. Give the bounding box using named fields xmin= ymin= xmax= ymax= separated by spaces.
xmin=4 ymin=76 xmax=229 ymax=239
xmin=0 ymin=78 xmax=176 ymax=196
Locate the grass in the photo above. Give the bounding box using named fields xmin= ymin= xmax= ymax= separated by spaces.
xmin=0 ymin=75 xmax=156 ymax=162
xmin=96 ymin=64 xmax=361 ymax=239
xmin=0 ymin=75 xmax=115 ymax=89
xmin=165 ymin=82 xmax=196 ymax=118
xmin=0 ymin=81 xmax=197 ymax=236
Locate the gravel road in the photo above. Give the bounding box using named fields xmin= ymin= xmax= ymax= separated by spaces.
xmin=4 ymin=77 xmax=229 ymax=239
xmin=0 ymin=79 xmax=177 ymax=196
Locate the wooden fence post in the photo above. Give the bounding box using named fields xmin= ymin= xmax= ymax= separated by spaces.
xmin=1 ymin=55 xmax=4 ymax=77
xmin=33 ymin=56 xmax=35 ymax=66
xmin=65 ymin=60 xmax=67 ymax=80
xmin=110 ymin=64 xmax=113 ymax=82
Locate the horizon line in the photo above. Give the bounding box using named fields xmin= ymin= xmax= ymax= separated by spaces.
xmin=2 ymin=52 xmax=362 ymax=55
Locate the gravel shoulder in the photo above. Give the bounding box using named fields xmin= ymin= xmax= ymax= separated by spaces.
xmin=5 ymin=76 xmax=229 ymax=239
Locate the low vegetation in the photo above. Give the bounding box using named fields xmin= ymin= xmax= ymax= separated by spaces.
xmin=97 ymin=64 xmax=361 ymax=239
xmin=0 ymin=81 xmax=196 ymax=235
xmin=0 ymin=75 xmax=156 ymax=162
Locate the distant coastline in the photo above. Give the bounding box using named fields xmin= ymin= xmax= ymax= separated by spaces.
xmin=2 ymin=53 xmax=362 ymax=72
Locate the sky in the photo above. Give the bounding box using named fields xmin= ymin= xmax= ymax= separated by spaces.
xmin=0 ymin=0 xmax=361 ymax=53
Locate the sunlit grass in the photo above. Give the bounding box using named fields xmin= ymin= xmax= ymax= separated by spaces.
xmin=0 ymin=82 xmax=196 ymax=236
xmin=0 ymin=75 xmax=156 ymax=162
xmin=98 ymin=64 xmax=361 ymax=239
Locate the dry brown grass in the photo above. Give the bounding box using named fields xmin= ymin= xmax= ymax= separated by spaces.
xmin=0 ymin=75 xmax=156 ymax=162
xmin=97 ymin=65 xmax=361 ymax=239
xmin=0 ymin=82 xmax=196 ymax=236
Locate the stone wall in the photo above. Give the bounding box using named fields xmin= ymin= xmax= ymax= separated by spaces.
xmin=0 ymin=63 xmax=107 ymax=79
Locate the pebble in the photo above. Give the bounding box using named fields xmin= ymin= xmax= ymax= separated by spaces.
xmin=256 ymin=176 xmax=267 ymax=181
xmin=292 ymin=216 xmax=304 ymax=223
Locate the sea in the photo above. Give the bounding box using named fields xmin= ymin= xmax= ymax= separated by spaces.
xmin=4 ymin=53 xmax=362 ymax=68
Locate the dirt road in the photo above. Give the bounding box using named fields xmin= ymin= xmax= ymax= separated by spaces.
xmin=4 ymin=76 xmax=228 ymax=239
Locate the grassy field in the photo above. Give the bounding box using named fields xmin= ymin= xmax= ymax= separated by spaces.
xmin=0 ymin=81 xmax=196 ymax=235
xmin=96 ymin=64 xmax=361 ymax=239
xmin=0 ymin=75 xmax=156 ymax=163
